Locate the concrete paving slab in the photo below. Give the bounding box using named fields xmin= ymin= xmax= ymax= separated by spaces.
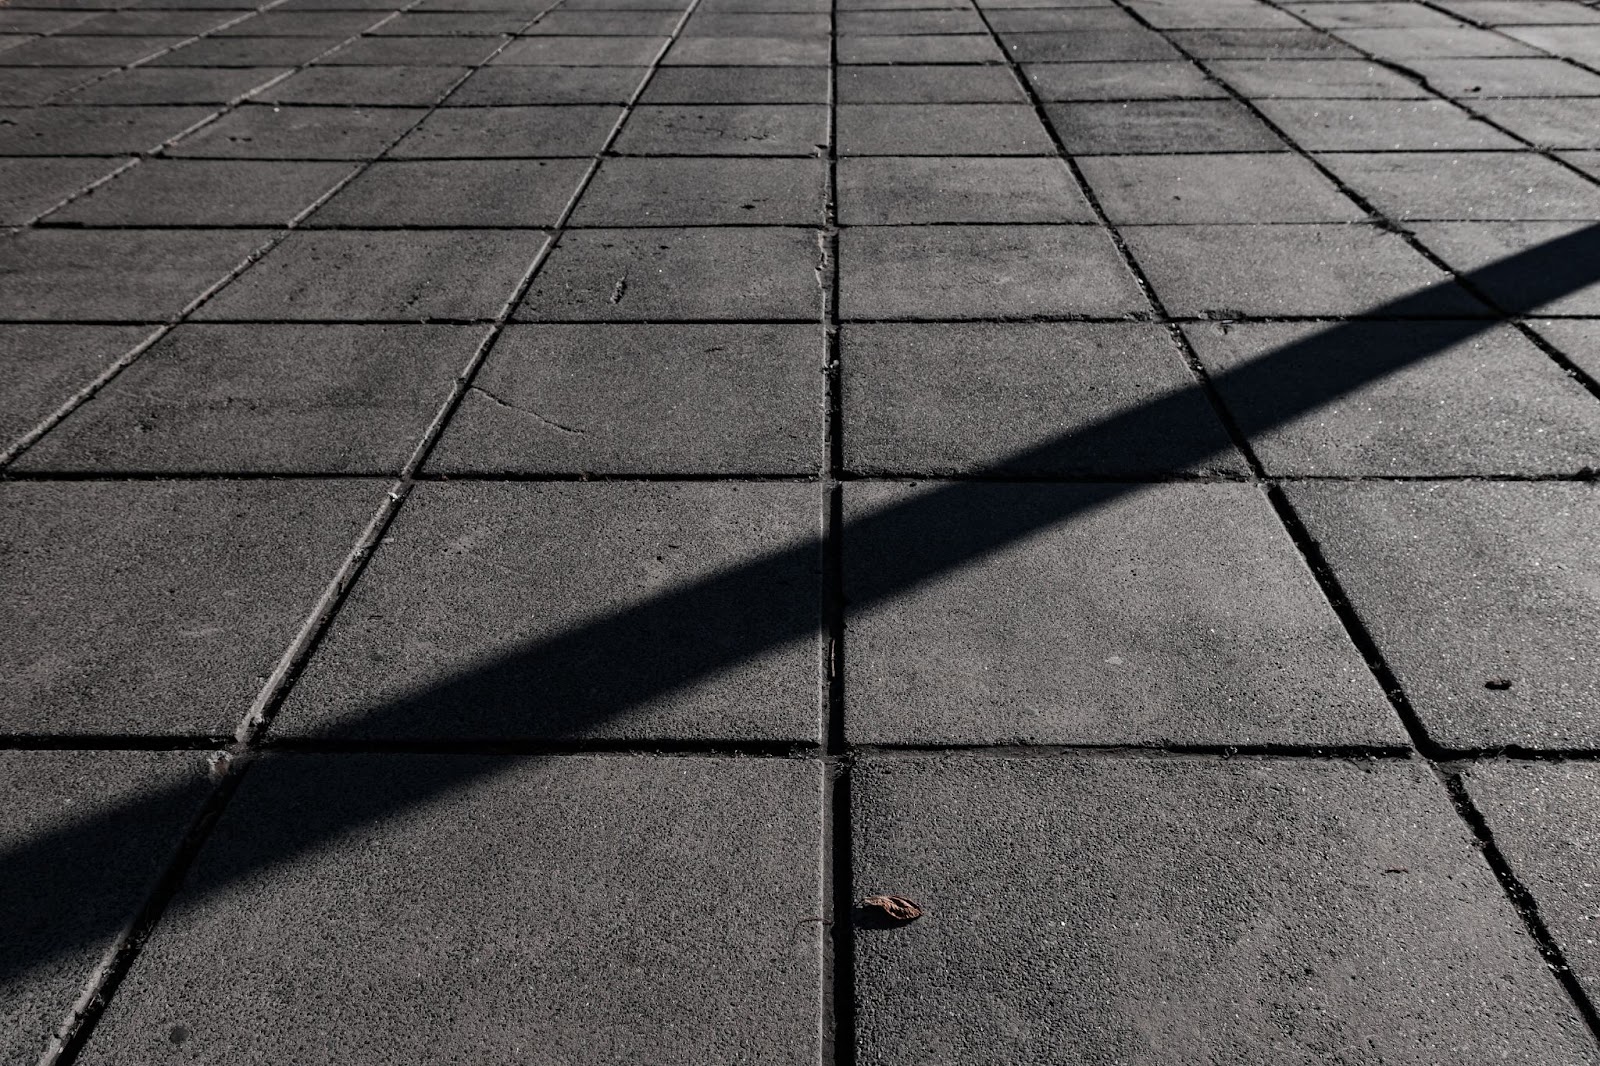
xmin=1470 ymin=98 xmax=1600 ymax=149
xmin=427 ymin=322 xmax=821 ymax=474
xmin=1412 ymin=221 xmax=1600 ymax=315
xmin=214 ymin=11 xmax=386 ymax=36
xmin=1253 ymin=97 xmax=1520 ymax=149
xmin=0 ymin=35 xmax=184 ymax=67
xmin=77 ymin=755 xmax=824 ymax=1066
xmin=683 ymin=11 xmax=830 ymax=36
xmin=613 ymin=103 xmax=827 ymax=154
xmin=1465 ymin=761 xmax=1600 ymax=998
xmin=0 ymin=479 xmax=382 ymax=734
xmin=151 ymin=36 xmax=348 ymax=68
xmin=369 ymin=10 xmax=528 ymax=35
xmin=0 ymin=324 xmax=155 ymax=447
xmin=845 ymin=481 xmax=1398 ymax=746
xmin=999 ymin=28 xmax=1181 ymax=62
xmin=524 ymin=10 xmax=681 ymax=33
xmin=273 ymin=482 xmax=822 ymax=742
xmin=0 ymin=750 xmax=210 ymax=1066
xmin=641 ymin=64 xmax=828 ymax=102
xmin=309 ymin=158 xmax=584 ymax=226
xmin=1044 ymin=99 xmax=1287 ymax=153
xmin=1207 ymin=57 xmax=1429 ymax=98
xmin=448 ymin=65 xmax=645 ymax=104
xmin=1529 ymin=318 xmax=1600 ymax=381
xmin=838 ymin=8 xmax=985 ymax=33
xmin=836 ymin=33 xmax=1004 ymax=63
xmin=1022 ymin=59 xmax=1226 ymax=100
xmin=515 ymin=227 xmax=820 ymax=321
xmin=15 ymin=324 xmax=485 ymax=473
xmin=851 ymin=755 xmax=1594 ymax=1064
xmin=262 ymin=64 xmax=470 ymax=105
xmin=1449 ymin=1 xmax=1600 ymax=26
xmin=662 ymin=35 xmax=830 ymax=64
xmin=0 ymin=66 xmax=113 ymax=105
xmin=1128 ymin=0 xmax=1302 ymax=31
xmin=835 ymin=156 xmax=1092 ymax=223
xmin=315 ymin=36 xmax=505 ymax=66
xmin=386 ymin=104 xmax=622 ymax=158
xmin=837 ymin=64 xmax=1024 ymax=103
xmin=1334 ymin=25 xmax=1539 ymax=58
xmin=838 ymin=224 xmax=1146 ymax=319
xmin=496 ymin=35 xmax=671 ymax=65
xmin=1166 ymin=28 xmax=1361 ymax=59
xmin=51 ymin=159 xmax=357 ymax=225
xmin=1288 ymin=481 xmax=1600 ymax=749
xmin=841 ymin=321 xmax=1244 ymax=475
xmin=195 ymin=230 xmax=546 ymax=322
xmin=64 ymin=9 xmax=239 ymax=35
xmin=0 ymin=229 xmax=271 ymax=321
xmin=1187 ymin=320 xmax=1600 ymax=475
xmin=572 ymin=157 xmax=825 ymax=224
xmin=57 ymin=65 xmax=288 ymax=104
xmin=1320 ymin=151 xmax=1600 ymax=220
xmin=836 ymin=103 xmax=1054 ymax=155
xmin=0 ymin=156 xmax=126 ymax=225
xmin=986 ymin=9 xmax=1143 ymax=33
xmin=1404 ymin=57 xmax=1600 ymax=99
xmin=1079 ymin=152 xmax=1363 ymax=223
xmin=1122 ymin=223 xmax=1488 ymax=316
xmin=164 ymin=103 xmax=427 ymax=159
xmin=1287 ymin=2 xmax=1465 ymax=31
xmin=1501 ymin=24 xmax=1600 ymax=65
xmin=0 ymin=105 xmax=217 ymax=155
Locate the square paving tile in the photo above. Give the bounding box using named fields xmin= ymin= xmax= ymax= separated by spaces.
xmin=572 ymin=157 xmax=825 ymax=224
xmin=842 ymin=322 xmax=1244 ymax=475
xmin=0 ymin=156 xmax=126 ymax=225
xmin=1254 ymin=97 xmax=1520 ymax=150
xmin=1319 ymin=151 xmax=1600 ymax=220
xmin=1334 ymin=26 xmax=1538 ymax=58
xmin=0 ymin=324 xmax=155 ymax=448
xmin=0 ymin=105 xmax=217 ymax=154
xmin=1187 ymin=320 xmax=1600 ymax=475
xmin=16 ymin=325 xmax=485 ymax=474
xmin=836 ymin=34 xmax=1004 ymax=63
xmin=77 ymin=755 xmax=824 ymax=1065
xmin=837 ymin=103 xmax=1054 ymax=155
xmin=837 ymin=64 xmax=1024 ymax=103
xmin=1289 ymin=481 xmax=1600 ymax=749
xmin=836 ymin=157 xmax=1091 ymax=223
xmin=261 ymin=64 xmax=470 ymax=105
xmin=1122 ymin=224 xmax=1488 ymax=317
xmin=1405 ymin=56 xmax=1600 ymax=98
xmin=1000 ymin=28 xmax=1181 ymax=62
xmin=1079 ymin=153 xmax=1363 ymax=223
xmin=59 ymin=65 xmax=288 ymax=104
xmin=1167 ymin=28 xmax=1361 ymax=59
xmin=0 ymin=229 xmax=271 ymax=321
xmin=1286 ymin=2 xmax=1464 ymax=30
xmin=165 ymin=103 xmax=427 ymax=159
xmin=683 ymin=11 xmax=830 ymax=35
xmin=370 ymin=10 xmax=528 ymax=34
xmin=50 ymin=159 xmax=357 ymax=225
xmin=641 ymin=65 xmax=828 ymax=102
xmin=447 ymin=65 xmax=645 ymax=104
xmin=662 ymin=35 xmax=830 ymax=64
xmin=837 ymin=8 xmax=984 ymax=33
xmin=1501 ymin=24 xmax=1600 ymax=64
xmin=1207 ymin=57 xmax=1429 ymax=99
xmin=986 ymin=9 xmax=1143 ymax=32
xmin=386 ymin=105 xmax=622 ymax=157
xmin=1529 ymin=318 xmax=1600 ymax=381
xmin=152 ymin=36 xmax=348 ymax=67
xmin=851 ymin=756 xmax=1592 ymax=1063
xmin=428 ymin=323 xmax=821 ymax=474
xmin=317 ymin=36 xmax=505 ymax=65
xmin=1044 ymin=99 xmax=1287 ymax=153
xmin=1 ymin=35 xmax=185 ymax=67
xmin=0 ymin=66 xmax=112 ymax=105
xmin=0 ymin=480 xmax=381 ymax=734
xmin=1411 ymin=221 xmax=1600 ymax=315
xmin=496 ymin=34 xmax=669 ymax=64
xmin=309 ymin=159 xmax=586 ymax=226
xmin=214 ymin=10 xmax=385 ymax=36
xmin=524 ymin=10 xmax=681 ymax=33
xmin=516 ymin=227 xmax=820 ymax=321
xmin=195 ymin=231 xmax=547 ymax=322
xmin=1465 ymin=762 xmax=1600 ymax=998
xmin=1129 ymin=0 xmax=1302 ymax=30
xmin=1022 ymin=59 xmax=1226 ymax=100
xmin=839 ymin=225 xmax=1146 ymax=319
xmin=844 ymin=481 xmax=1398 ymax=745
xmin=614 ymin=103 xmax=827 ymax=154
xmin=1470 ymin=98 xmax=1600 ymax=149
xmin=0 ymin=750 xmax=209 ymax=1066
xmin=272 ymin=482 xmax=822 ymax=742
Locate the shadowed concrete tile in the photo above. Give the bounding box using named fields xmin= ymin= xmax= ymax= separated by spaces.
xmin=1412 ymin=221 xmax=1600 ymax=314
xmin=1080 ymin=153 xmax=1362 ymax=223
xmin=1319 ymin=152 xmax=1600 ymax=220
xmin=836 ymin=157 xmax=1092 ymax=223
xmin=1289 ymin=481 xmax=1600 ymax=749
xmin=0 ymin=324 xmax=156 ymax=448
xmin=165 ymin=104 xmax=427 ymax=159
xmin=841 ymin=322 xmax=1244 ymax=475
xmin=447 ymin=66 xmax=645 ymax=104
xmin=0 ymin=229 xmax=272 ymax=321
xmin=1023 ymin=59 xmax=1225 ymax=100
xmin=0 ymin=157 xmax=127 ymax=225
xmin=0 ymin=105 xmax=217 ymax=155
xmin=0 ymin=480 xmax=383 ymax=734
xmin=1465 ymin=762 xmax=1600 ymax=999
xmin=273 ymin=482 xmax=821 ymax=742
xmin=0 ymin=751 xmax=210 ymax=1066
xmin=852 ymin=756 xmax=1593 ymax=1063
xmin=309 ymin=159 xmax=586 ymax=227
xmin=214 ymin=11 xmax=385 ymax=36
xmin=388 ymin=105 xmax=623 ymax=157
xmin=77 ymin=755 xmax=824 ymax=1066
xmin=839 ymin=225 xmax=1145 ymax=319
xmin=837 ymin=103 xmax=1053 ymax=155
xmin=516 ymin=228 xmax=820 ymax=321
xmin=614 ymin=103 xmax=827 ymax=154
xmin=1188 ymin=321 xmax=1600 ymax=475
xmin=428 ymin=323 xmax=820 ymax=474
xmin=845 ymin=482 xmax=1398 ymax=745
xmin=1045 ymin=99 xmax=1286 ymax=153
xmin=151 ymin=36 xmax=347 ymax=67
xmin=1123 ymin=224 xmax=1488 ymax=317
xmin=51 ymin=159 xmax=357 ymax=225
xmin=0 ymin=67 xmax=113 ymax=105
xmin=1254 ymin=97 xmax=1518 ymax=150
xmin=58 ymin=65 xmax=288 ymax=104
xmin=0 ymin=35 xmax=184 ymax=67
xmin=572 ymin=157 xmax=826 ymax=224
xmin=195 ymin=231 xmax=548 ymax=321
xmin=261 ymin=65 xmax=469 ymax=105
xmin=16 ymin=325 xmax=486 ymax=474
xmin=641 ymin=65 xmax=828 ymax=103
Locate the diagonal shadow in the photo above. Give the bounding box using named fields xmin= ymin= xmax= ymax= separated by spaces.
xmin=3 ymin=224 xmax=1599 ymax=1007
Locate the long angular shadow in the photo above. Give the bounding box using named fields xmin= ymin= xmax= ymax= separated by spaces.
xmin=4 ymin=225 xmax=1599 ymax=1002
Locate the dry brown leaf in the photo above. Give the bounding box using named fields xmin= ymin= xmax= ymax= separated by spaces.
xmin=862 ymin=894 xmax=923 ymax=921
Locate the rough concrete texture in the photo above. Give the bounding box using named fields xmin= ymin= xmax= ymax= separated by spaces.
xmin=852 ymin=754 xmax=1595 ymax=1065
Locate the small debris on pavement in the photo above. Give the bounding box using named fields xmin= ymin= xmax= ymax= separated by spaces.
xmin=862 ymin=895 xmax=923 ymax=921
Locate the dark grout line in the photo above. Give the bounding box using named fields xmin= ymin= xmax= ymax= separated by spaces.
xmin=257 ymin=736 xmax=819 ymax=756
xmin=0 ymin=735 xmax=233 ymax=752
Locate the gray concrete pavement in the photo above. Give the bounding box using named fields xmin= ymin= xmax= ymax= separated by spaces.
xmin=2 ymin=0 xmax=1599 ymax=1061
